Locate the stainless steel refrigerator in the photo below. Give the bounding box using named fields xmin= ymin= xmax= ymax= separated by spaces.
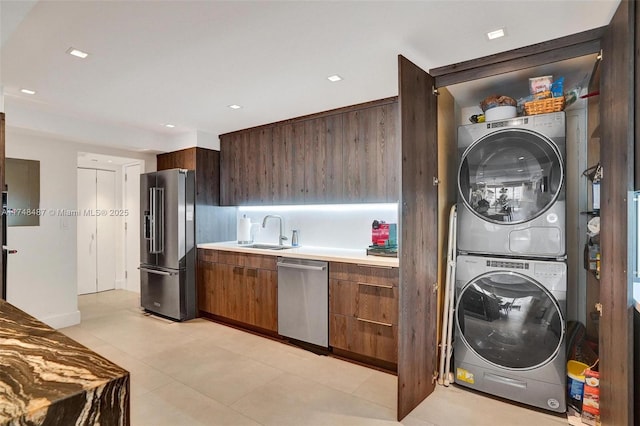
xmin=140 ymin=169 xmax=196 ymax=321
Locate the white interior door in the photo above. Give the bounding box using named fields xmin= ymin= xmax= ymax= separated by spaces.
xmin=96 ymin=170 xmax=116 ymax=292
xmin=77 ymin=168 xmax=117 ymax=295
xmin=77 ymin=168 xmax=97 ymax=295
xmin=124 ymin=163 xmax=141 ymax=293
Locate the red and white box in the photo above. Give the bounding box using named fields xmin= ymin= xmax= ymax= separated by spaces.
xmin=581 ymin=369 xmax=600 ymax=426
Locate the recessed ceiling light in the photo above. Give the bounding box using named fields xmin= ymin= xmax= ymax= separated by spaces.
xmin=164 ymin=124 xmax=176 ymax=128
xmin=228 ymin=104 xmax=242 ymax=110
xmin=20 ymin=88 xmax=36 ymax=95
xmin=327 ymin=75 xmax=342 ymax=82
xmin=486 ymin=28 xmax=506 ymax=40
xmin=67 ymin=47 xmax=89 ymax=59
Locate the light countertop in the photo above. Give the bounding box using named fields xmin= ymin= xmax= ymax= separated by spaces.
xmin=197 ymin=241 xmax=399 ymax=268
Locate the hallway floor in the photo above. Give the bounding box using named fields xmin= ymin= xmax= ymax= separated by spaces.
xmin=60 ymin=290 xmax=568 ymax=426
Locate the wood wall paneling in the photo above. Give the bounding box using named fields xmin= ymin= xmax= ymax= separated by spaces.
xmin=599 ymin=1 xmax=635 ymax=424
xmin=397 ymin=55 xmax=439 ymax=420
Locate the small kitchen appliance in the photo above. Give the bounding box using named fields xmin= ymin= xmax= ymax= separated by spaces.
xmin=367 ymin=220 xmax=398 ymax=257
xmin=371 ymin=220 xmax=397 ymax=247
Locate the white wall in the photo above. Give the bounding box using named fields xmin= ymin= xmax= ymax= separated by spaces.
xmin=237 ymin=204 xmax=398 ymax=250
xmin=5 ymin=127 xmax=156 ymax=328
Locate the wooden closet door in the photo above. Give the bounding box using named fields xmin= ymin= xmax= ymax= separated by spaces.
xmin=397 ymin=55 xmax=439 ymax=420
xmin=599 ymin=1 xmax=636 ymax=424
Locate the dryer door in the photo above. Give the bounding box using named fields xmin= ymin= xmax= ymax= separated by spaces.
xmin=458 ymin=128 xmax=563 ymax=225
xmin=456 ymin=271 xmax=564 ymax=370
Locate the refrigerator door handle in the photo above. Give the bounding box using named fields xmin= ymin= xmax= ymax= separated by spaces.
xmin=149 ymin=187 xmax=164 ymax=254
xmin=138 ymin=266 xmax=177 ymax=276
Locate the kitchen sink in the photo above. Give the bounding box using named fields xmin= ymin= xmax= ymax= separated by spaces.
xmin=244 ymin=243 xmax=293 ymax=250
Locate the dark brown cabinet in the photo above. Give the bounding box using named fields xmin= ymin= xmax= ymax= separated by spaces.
xmin=302 ymin=115 xmax=344 ymax=203
xmin=219 ymin=98 xmax=398 ymax=205
xmin=220 ymin=128 xmax=274 ymax=205
xmin=329 ymin=262 xmax=399 ymax=365
xmin=197 ymin=249 xmax=277 ymax=332
xmin=157 ymin=147 xmax=235 ymax=244
xmin=343 ymin=102 xmax=398 ymax=202
xmin=272 ymin=122 xmax=305 ymax=204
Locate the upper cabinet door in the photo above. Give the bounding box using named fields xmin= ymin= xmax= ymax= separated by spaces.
xmin=303 ymin=115 xmax=344 ymax=204
xmin=343 ymin=103 xmax=399 ymax=203
xmin=272 ymin=122 xmax=305 ymax=204
xmin=246 ymin=127 xmax=274 ymax=205
xmin=220 ymin=128 xmax=274 ymax=205
xmin=220 ymin=132 xmax=244 ymax=206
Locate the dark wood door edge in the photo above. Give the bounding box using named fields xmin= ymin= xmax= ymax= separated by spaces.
xmin=430 ymin=26 xmax=605 ymax=79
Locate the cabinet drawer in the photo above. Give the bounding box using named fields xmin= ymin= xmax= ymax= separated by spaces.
xmin=329 ymin=314 xmax=397 ymax=363
xmin=329 ymin=262 xmax=398 ymax=286
xmin=329 ymin=279 xmax=398 ymax=325
xmin=216 ymin=251 xmax=277 ymax=270
xmin=356 ymin=282 xmax=398 ymax=325
xmin=198 ymin=248 xmax=218 ymax=263
xmin=244 ymin=253 xmax=277 ymax=270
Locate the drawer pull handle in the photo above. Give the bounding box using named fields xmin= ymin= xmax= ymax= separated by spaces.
xmin=356 ymin=264 xmax=393 ymax=269
xmin=356 ymin=317 xmax=393 ymax=327
xmin=357 ymin=282 xmax=393 ymax=289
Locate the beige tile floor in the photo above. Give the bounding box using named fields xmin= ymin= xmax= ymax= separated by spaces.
xmin=60 ymin=290 xmax=569 ymax=426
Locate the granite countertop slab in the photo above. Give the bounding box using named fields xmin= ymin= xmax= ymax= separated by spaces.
xmin=0 ymin=300 xmax=130 ymax=425
xmin=197 ymin=241 xmax=400 ymax=268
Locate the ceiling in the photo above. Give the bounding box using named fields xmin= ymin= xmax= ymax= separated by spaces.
xmin=0 ymin=1 xmax=620 ymax=153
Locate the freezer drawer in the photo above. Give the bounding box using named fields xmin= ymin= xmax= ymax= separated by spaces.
xmin=140 ymin=265 xmax=194 ymax=321
xmin=277 ymin=258 xmax=328 ymax=347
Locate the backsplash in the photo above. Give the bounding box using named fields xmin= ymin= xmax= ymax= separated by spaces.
xmin=237 ymin=204 xmax=399 ymax=250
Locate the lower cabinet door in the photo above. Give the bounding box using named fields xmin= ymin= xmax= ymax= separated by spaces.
xmin=253 ymin=269 xmax=277 ymax=331
xmin=330 ymin=313 xmax=397 ymax=363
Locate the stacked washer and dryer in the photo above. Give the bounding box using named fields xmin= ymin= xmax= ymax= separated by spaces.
xmin=454 ymin=111 xmax=568 ymax=413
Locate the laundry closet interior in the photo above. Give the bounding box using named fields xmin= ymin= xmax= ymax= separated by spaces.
xmin=430 ymin=32 xmax=603 ymax=414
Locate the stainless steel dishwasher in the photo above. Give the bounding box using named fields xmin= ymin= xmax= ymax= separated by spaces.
xmin=277 ymin=257 xmax=328 ymax=348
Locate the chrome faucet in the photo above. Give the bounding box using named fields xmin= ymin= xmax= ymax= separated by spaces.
xmin=262 ymin=215 xmax=288 ymax=245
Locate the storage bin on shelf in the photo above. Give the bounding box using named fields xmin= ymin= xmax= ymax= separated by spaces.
xmin=524 ymin=96 xmax=565 ymax=115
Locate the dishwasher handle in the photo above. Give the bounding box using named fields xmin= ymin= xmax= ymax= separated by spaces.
xmin=277 ymin=261 xmax=326 ymax=271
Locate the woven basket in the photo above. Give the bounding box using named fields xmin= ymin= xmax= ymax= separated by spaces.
xmin=524 ymin=96 xmax=565 ymax=115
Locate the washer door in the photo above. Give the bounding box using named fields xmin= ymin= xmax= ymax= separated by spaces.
xmin=456 ymin=271 xmax=564 ymax=370
xmin=458 ymin=128 xmax=563 ymax=224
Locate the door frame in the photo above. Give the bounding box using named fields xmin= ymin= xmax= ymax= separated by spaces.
xmin=123 ymin=162 xmax=142 ymax=293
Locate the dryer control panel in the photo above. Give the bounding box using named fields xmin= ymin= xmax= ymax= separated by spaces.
xmin=486 ymin=259 xmax=529 ymax=270
xmin=534 ymin=262 xmax=565 ymax=278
